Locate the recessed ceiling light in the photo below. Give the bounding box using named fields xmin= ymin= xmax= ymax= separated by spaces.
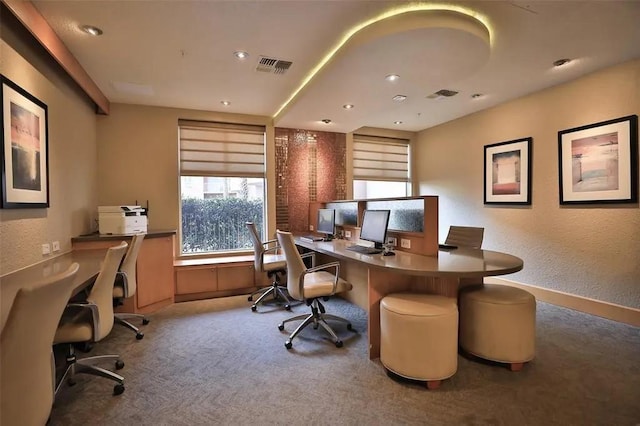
xmin=394 ymin=121 xmax=403 ymax=125
xmin=221 ymin=100 xmax=231 ymax=106
xmin=321 ymin=119 xmax=332 ymax=124
xmin=553 ymin=58 xmax=571 ymax=67
xmin=471 ymin=93 xmax=483 ymax=99
xmin=385 ymin=74 xmax=400 ymax=82
xmin=80 ymin=25 xmax=103 ymax=36
xmin=234 ymin=51 xmax=249 ymax=59
xmin=392 ymin=95 xmax=407 ymax=102
xmin=343 ymin=104 xmax=354 ymax=109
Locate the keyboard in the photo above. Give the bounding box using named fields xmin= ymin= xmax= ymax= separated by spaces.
xmin=346 ymin=245 xmax=383 ymax=254
xmin=301 ymin=235 xmax=323 ymax=242
xmin=438 ymin=244 xmax=458 ymax=250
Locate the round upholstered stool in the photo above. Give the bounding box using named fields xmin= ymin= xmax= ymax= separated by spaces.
xmin=459 ymin=284 xmax=536 ymax=371
xmin=380 ymin=293 xmax=458 ymax=389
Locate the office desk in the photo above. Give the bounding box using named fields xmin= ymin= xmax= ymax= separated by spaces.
xmin=295 ymin=238 xmax=523 ymax=359
xmin=0 ymin=249 xmax=106 ymax=331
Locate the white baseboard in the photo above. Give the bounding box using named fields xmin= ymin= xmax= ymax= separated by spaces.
xmin=484 ymin=277 xmax=640 ymax=328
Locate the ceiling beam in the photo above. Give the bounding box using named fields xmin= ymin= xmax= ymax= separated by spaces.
xmin=3 ymin=0 xmax=110 ymax=114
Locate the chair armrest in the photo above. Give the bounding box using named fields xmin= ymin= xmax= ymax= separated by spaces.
xmin=115 ymin=271 xmax=130 ymax=298
xmin=300 ymin=251 xmax=315 ymax=267
xmin=66 ymin=302 xmax=100 ymax=339
xmin=303 ymin=261 xmax=340 ymax=294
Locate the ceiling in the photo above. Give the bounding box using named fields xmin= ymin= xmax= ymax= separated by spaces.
xmin=29 ymin=1 xmax=640 ymax=133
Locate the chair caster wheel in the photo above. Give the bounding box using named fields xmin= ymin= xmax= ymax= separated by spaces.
xmin=347 ymin=323 xmax=354 ymax=331
xmin=248 ymin=296 xmax=253 ymax=302
xmin=335 ymin=340 xmax=343 ymax=348
xmin=278 ymin=323 xmax=285 ymax=331
xmin=142 ymin=318 xmax=150 ymax=325
xmin=251 ymin=305 xmax=257 ymax=312
xmin=136 ymin=332 xmax=144 ymax=340
xmin=285 ymin=340 xmax=292 ymax=349
xmin=115 ymin=360 xmax=125 ymax=370
xmin=284 ymin=304 xmax=291 ymax=311
xmin=113 ymin=384 xmax=125 ymax=395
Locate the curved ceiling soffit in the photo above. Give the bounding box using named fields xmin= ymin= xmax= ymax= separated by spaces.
xmin=272 ymin=7 xmax=492 ymax=125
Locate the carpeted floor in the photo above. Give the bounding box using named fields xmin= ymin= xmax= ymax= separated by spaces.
xmin=50 ymin=295 xmax=640 ymax=425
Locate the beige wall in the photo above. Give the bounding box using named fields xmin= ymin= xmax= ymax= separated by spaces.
xmin=415 ymin=59 xmax=640 ymax=310
xmin=0 ymin=25 xmax=98 ymax=275
xmin=96 ymin=103 xmax=274 ymax=252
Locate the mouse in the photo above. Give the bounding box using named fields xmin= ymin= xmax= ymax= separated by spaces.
xmin=382 ymin=251 xmax=396 ymax=256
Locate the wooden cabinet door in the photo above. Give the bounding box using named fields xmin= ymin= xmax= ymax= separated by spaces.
xmin=136 ymin=236 xmax=175 ymax=308
xmin=217 ymin=263 xmax=254 ymax=291
xmin=175 ymin=267 xmax=218 ymax=294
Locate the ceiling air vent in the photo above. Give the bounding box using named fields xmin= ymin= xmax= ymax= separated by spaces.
xmin=256 ymin=56 xmax=293 ymax=75
xmin=427 ymin=89 xmax=459 ymax=99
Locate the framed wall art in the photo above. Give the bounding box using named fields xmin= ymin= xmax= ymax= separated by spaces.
xmin=484 ymin=137 xmax=532 ymax=205
xmin=558 ymin=115 xmax=638 ymax=204
xmin=1 ymin=75 xmax=49 ymax=208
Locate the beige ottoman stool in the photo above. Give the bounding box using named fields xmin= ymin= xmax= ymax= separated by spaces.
xmin=380 ymin=293 xmax=458 ymax=389
xmin=459 ymin=284 xmax=536 ymax=371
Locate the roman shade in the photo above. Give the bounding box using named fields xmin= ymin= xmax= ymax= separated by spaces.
xmin=179 ymin=120 xmax=266 ymax=178
xmin=353 ymin=134 xmax=409 ymax=181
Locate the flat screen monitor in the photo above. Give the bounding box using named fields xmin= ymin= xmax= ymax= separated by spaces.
xmin=317 ymin=208 xmax=336 ymax=238
xmin=359 ymin=209 xmax=390 ymax=249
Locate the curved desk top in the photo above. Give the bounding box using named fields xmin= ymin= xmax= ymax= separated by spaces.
xmin=1 ymin=249 xmax=106 ymax=331
xmin=295 ymin=238 xmax=523 ymax=278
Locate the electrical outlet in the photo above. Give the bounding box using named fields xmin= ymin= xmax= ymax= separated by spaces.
xmin=42 ymin=243 xmax=51 ymax=255
xmin=345 ymin=230 xmax=352 ymax=238
xmin=401 ymin=238 xmax=411 ymax=249
xmin=52 ymin=241 xmax=60 ymax=252
xmin=309 ymin=225 xmax=314 ymax=231
xmin=387 ymin=237 xmax=397 ymax=247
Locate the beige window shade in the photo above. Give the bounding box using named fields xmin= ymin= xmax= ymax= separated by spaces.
xmin=353 ymin=134 xmax=409 ymax=181
xmin=179 ymin=120 xmax=266 ymax=178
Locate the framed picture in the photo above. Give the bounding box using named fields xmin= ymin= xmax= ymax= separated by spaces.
xmin=484 ymin=137 xmax=532 ymax=205
xmin=558 ymin=115 xmax=638 ymax=205
xmin=1 ymin=75 xmax=49 ymax=208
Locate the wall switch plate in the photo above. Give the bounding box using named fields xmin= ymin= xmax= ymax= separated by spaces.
xmin=345 ymin=230 xmax=352 ymax=238
xmin=52 ymin=241 xmax=60 ymax=252
xmin=42 ymin=243 xmax=51 ymax=255
xmin=387 ymin=237 xmax=397 ymax=246
xmin=401 ymin=239 xmax=411 ymax=249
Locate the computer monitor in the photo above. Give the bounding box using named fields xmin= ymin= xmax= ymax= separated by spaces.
xmin=359 ymin=209 xmax=390 ymax=249
xmin=316 ymin=208 xmax=336 ymax=239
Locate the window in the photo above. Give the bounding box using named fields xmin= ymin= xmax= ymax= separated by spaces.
xmin=179 ymin=120 xmax=266 ymax=254
xmin=353 ymin=134 xmax=410 ymax=199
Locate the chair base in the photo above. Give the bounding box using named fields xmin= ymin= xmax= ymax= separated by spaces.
xmin=249 ymin=270 xmax=290 ymax=311
xmin=115 ymin=313 xmax=149 ymax=340
xmin=278 ymin=299 xmax=353 ymax=349
xmin=55 ymin=345 xmax=125 ymax=396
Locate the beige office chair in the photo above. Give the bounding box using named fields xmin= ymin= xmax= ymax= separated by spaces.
xmin=276 ymin=230 xmax=353 ymax=349
xmin=246 ymin=222 xmax=290 ymax=311
xmin=444 ymin=226 xmax=485 ymax=249
xmin=54 ymin=241 xmax=128 ymax=396
xmin=113 ymin=233 xmax=149 ymax=339
xmin=0 ymin=263 xmax=79 ymax=426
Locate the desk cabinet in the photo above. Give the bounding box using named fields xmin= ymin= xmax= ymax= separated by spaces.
xmin=71 ymin=231 xmax=176 ymax=314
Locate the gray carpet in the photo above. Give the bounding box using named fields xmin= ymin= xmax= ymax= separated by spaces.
xmin=50 ymin=295 xmax=640 ymax=425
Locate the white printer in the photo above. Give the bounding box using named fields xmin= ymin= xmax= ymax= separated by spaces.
xmin=98 ymin=205 xmax=148 ymax=235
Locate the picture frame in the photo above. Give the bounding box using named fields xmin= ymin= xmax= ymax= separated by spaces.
xmin=1 ymin=75 xmax=49 ymax=208
xmin=558 ymin=115 xmax=638 ymax=205
xmin=484 ymin=137 xmax=532 ymax=205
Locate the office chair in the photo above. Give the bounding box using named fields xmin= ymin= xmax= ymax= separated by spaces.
xmin=444 ymin=226 xmax=485 ymax=249
xmin=113 ymin=233 xmax=149 ymax=339
xmin=276 ymin=230 xmax=354 ymax=349
xmin=0 ymin=263 xmax=79 ymax=426
xmin=54 ymin=242 xmax=128 ymax=396
xmin=246 ymin=222 xmax=290 ymax=311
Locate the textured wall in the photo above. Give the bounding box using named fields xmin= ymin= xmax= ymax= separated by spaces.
xmin=0 ymin=14 xmax=98 ymax=275
xmin=415 ymin=59 xmax=640 ymax=309
xmin=274 ymin=129 xmax=346 ymax=232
